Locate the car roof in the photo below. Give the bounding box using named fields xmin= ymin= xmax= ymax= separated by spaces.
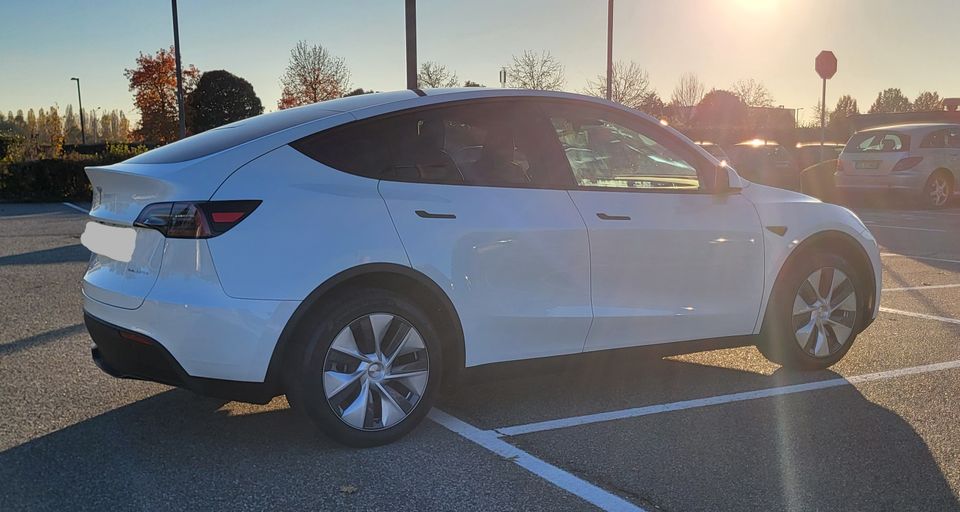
xmin=859 ymin=122 xmax=960 ymax=134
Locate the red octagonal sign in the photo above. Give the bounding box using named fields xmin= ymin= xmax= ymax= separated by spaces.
xmin=816 ymin=50 xmax=837 ymax=80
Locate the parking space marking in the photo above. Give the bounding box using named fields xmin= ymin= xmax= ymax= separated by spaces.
xmin=429 ymin=409 xmax=645 ymax=512
xmin=883 ymin=283 xmax=960 ymax=292
xmin=864 ymin=223 xmax=950 ymax=233
xmin=880 ymin=253 xmax=960 ymax=265
xmin=492 ymin=359 xmax=960 ymax=437
xmin=879 ymin=307 xmax=960 ymax=325
xmin=60 ymin=202 xmax=88 ymax=214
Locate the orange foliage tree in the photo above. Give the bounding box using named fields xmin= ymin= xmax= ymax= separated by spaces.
xmin=124 ymin=47 xmax=200 ymax=143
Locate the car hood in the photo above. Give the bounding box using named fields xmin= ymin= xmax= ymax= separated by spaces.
xmin=739 ymin=180 xmax=820 ymax=206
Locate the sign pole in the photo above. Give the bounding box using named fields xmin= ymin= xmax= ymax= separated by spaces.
xmin=820 ymin=77 xmax=827 ymax=162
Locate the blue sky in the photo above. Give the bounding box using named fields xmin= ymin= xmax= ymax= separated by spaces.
xmin=2 ymin=0 xmax=958 ymax=124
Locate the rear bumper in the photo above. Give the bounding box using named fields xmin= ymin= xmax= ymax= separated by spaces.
xmin=835 ymin=171 xmax=926 ymax=192
xmin=85 ymin=312 xmax=278 ymax=404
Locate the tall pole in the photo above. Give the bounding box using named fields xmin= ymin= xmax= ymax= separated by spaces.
xmin=171 ymin=0 xmax=186 ymax=139
xmin=819 ymin=78 xmax=827 ymax=162
xmin=606 ymin=0 xmax=613 ymax=101
xmin=405 ymin=0 xmax=417 ymax=90
xmin=71 ymin=77 xmax=85 ymax=145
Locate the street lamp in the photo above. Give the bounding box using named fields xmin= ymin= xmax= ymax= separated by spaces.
xmin=171 ymin=0 xmax=186 ymax=139
xmin=70 ymin=77 xmax=86 ymax=145
xmin=606 ymin=0 xmax=613 ymax=101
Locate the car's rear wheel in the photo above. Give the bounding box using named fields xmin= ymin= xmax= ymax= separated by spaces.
xmin=286 ymin=288 xmax=441 ymax=447
xmin=758 ymin=252 xmax=863 ymax=370
xmin=922 ymin=171 xmax=953 ymax=209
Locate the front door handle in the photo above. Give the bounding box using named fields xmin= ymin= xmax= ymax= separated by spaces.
xmin=596 ymin=212 xmax=631 ymax=221
xmin=416 ymin=210 xmax=456 ymax=219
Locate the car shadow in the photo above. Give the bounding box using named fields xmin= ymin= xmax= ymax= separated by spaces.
xmin=441 ymin=351 xmax=960 ymax=510
xmin=0 ymin=324 xmax=86 ymax=356
xmin=0 ymin=244 xmax=89 ymax=266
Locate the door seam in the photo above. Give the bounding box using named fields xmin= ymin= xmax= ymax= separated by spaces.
xmin=565 ymin=190 xmax=595 ymax=353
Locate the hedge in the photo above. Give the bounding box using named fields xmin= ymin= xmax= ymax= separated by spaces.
xmin=0 ymin=159 xmax=94 ymax=202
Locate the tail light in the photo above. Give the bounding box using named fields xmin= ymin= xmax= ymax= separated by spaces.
xmin=134 ymin=200 xmax=261 ymax=239
xmin=891 ymin=156 xmax=923 ymax=173
xmin=835 ymin=159 xmax=845 ymax=174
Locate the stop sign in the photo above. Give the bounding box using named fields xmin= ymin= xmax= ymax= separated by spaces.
xmin=816 ymin=50 xmax=837 ymax=79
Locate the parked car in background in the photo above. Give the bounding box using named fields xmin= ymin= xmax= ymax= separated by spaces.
xmin=727 ymin=140 xmax=801 ymax=191
xmin=796 ymin=142 xmax=844 ymax=170
xmin=835 ymin=123 xmax=960 ymax=208
xmin=696 ymin=142 xmax=731 ymax=163
xmin=80 ymin=89 xmax=880 ymax=447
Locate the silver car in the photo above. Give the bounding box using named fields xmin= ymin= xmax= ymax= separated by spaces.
xmin=835 ymin=123 xmax=960 ymax=208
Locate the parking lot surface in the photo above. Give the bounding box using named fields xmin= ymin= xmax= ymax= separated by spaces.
xmin=2 ymin=201 xmax=960 ymax=511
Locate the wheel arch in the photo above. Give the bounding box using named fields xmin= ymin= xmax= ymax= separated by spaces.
xmin=263 ymin=263 xmax=466 ymax=394
xmin=763 ymin=230 xmax=877 ymax=334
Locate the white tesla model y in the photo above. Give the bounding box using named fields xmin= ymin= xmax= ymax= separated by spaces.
xmin=81 ymin=89 xmax=881 ymax=446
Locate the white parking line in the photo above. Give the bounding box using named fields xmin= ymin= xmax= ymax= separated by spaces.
xmin=864 ymin=223 xmax=950 ymax=233
xmin=881 ymin=253 xmax=960 ymax=265
xmin=61 ymin=202 xmax=88 ymax=214
xmin=429 ymin=409 xmax=645 ymax=512
xmin=493 ymin=359 xmax=960 ymax=437
xmin=882 ymin=283 xmax=960 ymax=292
xmin=879 ymin=307 xmax=960 ymax=325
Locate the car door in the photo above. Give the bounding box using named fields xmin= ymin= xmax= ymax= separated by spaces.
xmin=370 ymin=101 xmax=592 ymax=366
xmin=537 ymin=101 xmax=765 ymax=351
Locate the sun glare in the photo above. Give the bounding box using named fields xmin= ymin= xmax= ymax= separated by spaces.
xmin=735 ymin=0 xmax=781 ymax=13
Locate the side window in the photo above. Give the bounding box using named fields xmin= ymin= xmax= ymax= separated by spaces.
xmin=542 ymin=105 xmax=700 ymax=190
xmin=291 ymin=102 xmax=570 ymax=188
xmin=920 ymin=130 xmax=946 ymax=149
xmin=946 ymin=128 xmax=960 ymax=149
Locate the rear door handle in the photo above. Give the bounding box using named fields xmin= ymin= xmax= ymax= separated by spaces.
xmin=596 ymin=212 xmax=631 ymax=221
xmin=415 ymin=210 xmax=456 ymax=219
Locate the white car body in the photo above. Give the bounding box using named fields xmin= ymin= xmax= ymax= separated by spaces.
xmin=836 ymin=123 xmax=960 ymax=206
xmin=81 ymin=88 xmax=881 ymax=405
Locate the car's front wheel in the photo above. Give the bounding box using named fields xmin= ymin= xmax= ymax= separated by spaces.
xmin=286 ymin=288 xmax=441 ymax=447
xmin=758 ymin=252 xmax=863 ymax=370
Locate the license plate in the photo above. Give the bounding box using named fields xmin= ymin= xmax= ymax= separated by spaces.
xmin=855 ymin=160 xmax=880 ymax=170
xmin=81 ymin=221 xmax=136 ymax=263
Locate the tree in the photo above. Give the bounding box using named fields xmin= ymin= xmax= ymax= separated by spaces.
xmin=506 ymin=50 xmax=565 ymax=90
xmin=343 ymin=88 xmax=372 ymax=97
xmin=691 ymin=89 xmax=748 ymax=144
xmin=124 ymin=46 xmax=200 ymax=143
xmin=828 ymin=94 xmax=859 ymax=138
xmin=732 ymin=78 xmax=774 ymax=107
xmin=913 ymin=91 xmax=943 ymax=112
xmin=118 ymin=111 xmax=131 ymax=142
xmin=463 ymin=80 xmax=484 ymax=87
xmin=670 ymin=73 xmax=706 ymax=127
xmin=63 ymin=105 xmax=80 ymax=144
xmin=26 ymin=109 xmax=36 ymax=137
xmin=868 ymin=88 xmax=911 ymax=113
xmin=417 ymin=61 xmax=458 ymax=88
xmin=278 ymin=41 xmax=350 ymax=109
xmin=638 ymin=92 xmax=665 ymax=118
xmin=185 ymin=70 xmax=264 ymax=133
xmin=582 ymin=60 xmax=650 ymax=109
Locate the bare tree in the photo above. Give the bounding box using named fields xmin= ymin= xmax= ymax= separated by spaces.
xmin=582 ymin=60 xmax=651 ymax=109
xmin=671 ymin=72 xmax=706 ymax=108
xmin=506 ymin=50 xmax=565 ymax=91
xmin=277 ymin=41 xmax=351 ymax=109
xmin=732 ymin=78 xmax=774 ymax=107
xmin=417 ymin=61 xmax=459 ymax=88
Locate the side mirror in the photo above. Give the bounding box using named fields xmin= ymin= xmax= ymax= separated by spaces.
xmin=712 ymin=163 xmax=743 ymax=193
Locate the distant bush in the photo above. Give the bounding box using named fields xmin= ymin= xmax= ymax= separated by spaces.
xmin=0 ymin=143 xmax=148 ymax=202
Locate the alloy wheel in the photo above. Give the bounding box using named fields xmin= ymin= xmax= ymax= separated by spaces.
xmin=792 ymin=267 xmax=858 ymax=358
xmin=928 ymin=176 xmax=950 ymax=207
xmin=322 ymin=313 xmax=430 ymax=431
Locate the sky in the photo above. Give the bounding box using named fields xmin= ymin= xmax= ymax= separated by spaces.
xmin=2 ymin=0 xmax=958 ymax=125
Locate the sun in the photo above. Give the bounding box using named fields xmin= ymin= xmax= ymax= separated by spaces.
xmin=734 ymin=0 xmax=782 ymax=13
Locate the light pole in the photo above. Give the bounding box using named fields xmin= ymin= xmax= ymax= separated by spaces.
xmin=70 ymin=77 xmax=85 ymax=145
xmin=405 ymin=0 xmax=417 ymax=90
xmin=171 ymin=0 xmax=186 ymax=139
xmin=606 ymin=0 xmax=613 ymax=101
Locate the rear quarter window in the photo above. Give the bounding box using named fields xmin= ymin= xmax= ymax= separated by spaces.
xmin=845 ymin=131 xmax=910 ymax=153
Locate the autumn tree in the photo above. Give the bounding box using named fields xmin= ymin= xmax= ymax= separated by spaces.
xmin=913 ymin=91 xmax=943 ymax=112
xmin=124 ymin=46 xmax=200 ymax=143
xmin=417 ymin=61 xmax=458 ymax=88
xmin=278 ymin=41 xmax=350 ymax=109
xmin=868 ymin=88 xmax=911 ymax=113
xmin=582 ymin=60 xmax=651 ymax=109
xmin=732 ymin=78 xmax=774 ymax=107
xmin=186 ymin=70 xmax=263 ymax=133
xmin=506 ymin=50 xmax=565 ymax=90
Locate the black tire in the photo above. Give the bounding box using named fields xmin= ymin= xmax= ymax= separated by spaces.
xmin=921 ymin=171 xmax=953 ymax=209
xmin=285 ymin=287 xmax=442 ymax=447
xmin=758 ymin=251 xmax=864 ymax=370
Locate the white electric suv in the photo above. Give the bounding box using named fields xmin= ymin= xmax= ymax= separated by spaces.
xmin=81 ymin=88 xmax=881 ymax=447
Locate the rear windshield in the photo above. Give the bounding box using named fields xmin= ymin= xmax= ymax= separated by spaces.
xmin=844 ymin=131 xmax=910 ymax=153
xmin=125 ymin=105 xmax=339 ymax=164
